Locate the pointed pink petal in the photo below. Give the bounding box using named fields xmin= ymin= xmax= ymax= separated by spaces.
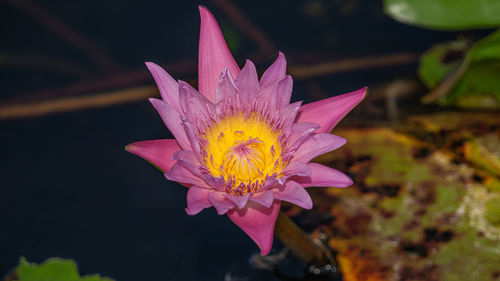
xmin=273 ymin=180 xmax=313 ymax=210
xmin=293 ymin=133 xmax=346 ymax=163
xmin=260 ymin=52 xmax=286 ymax=87
xmin=226 ymin=194 xmax=250 ymax=209
xmin=198 ymin=6 xmax=240 ymax=102
xmin=293 ymin=163 xmax=353 ymax=188
xmin=249 ymin=190 xmax=274 ymax=208
xmin=145 ymin=62 xmax=182 ymax=114
xmin=297 ymin=87 xmax=366 ymax=133
xmin=208 ymin=191 xmax=236 ymax=214
xmin=235 ymin=60 xmax=259 ymax=104
xmin=215 ymin=67 xmax=238 ymax=103
xmin=125 ymin=139 xmax=180 ymax=173
xmin=165 ymin=162 xmax=209 ymax=188
xmin=186 ymin=186 xmax=212 ymax=215
xmin=149 ymin=98 xmax=190 ymax=150
xmin=277 ymin=75 xmax=293 ymax=109
xmin=227 ymin=200 xmax=281 ymax=255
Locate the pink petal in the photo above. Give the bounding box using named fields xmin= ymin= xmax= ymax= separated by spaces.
xmin=125 ymin=139 xmax=180 ymax=173
xmin=272 ymin=180 xmax=312 ymax=210
xmin=293 ymin=133 xmax=346 ymax=163
xmin=181 ymin=121 xmax=203 ymax=161
xmin=179 ymin=80 xmax=216 ymax=117
xmin=186 ymin=186 xmax=212 ymax=215
xmin=258 ymin=82 xmax=278 ymax=114
xmin=208 ymin=191 xmax=236 ymax=215
xmin=283 ymin=161 xmax=311 ymax=177
xmin=145 ymin=62 xmax=182 ymax=114
xmin=172 ymin=150 xmax=204 ymax=178
xmin=226 ymin=194 xmax=250 ymax=209
xmin=249 ymin=190 xmax=274 ymax=208
xmin=297 ymin=87 xmax=366 ymax=133
xmin=149 ymin=98 xmax=190 ymax=150
xmin=293 ymin=162 xmax=353 ymax=188
xmin=215 ymin=67 xmax=238 ymax=103
xmin=198 ymin=6 xmax=240 ymax=102
xmin=227 ymin=200 xmax=281 ymax=255
xmin=279 ymin=101 xmax=303 ymax=132
xmin=165 ymin=162 xmax=208 ymax=188
xmin=235 ymin=60 xmax=259 ymax=104
xmin=277 ymin=75 xmax=293 ymax=109
xmin=260 ymin=52 xmax=286 ymax=87
xmin=287 ymin=122 xmax=320 ymax=152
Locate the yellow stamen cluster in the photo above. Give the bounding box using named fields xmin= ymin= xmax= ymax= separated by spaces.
xmin=202 ymin=112 xmax=284 ymax=194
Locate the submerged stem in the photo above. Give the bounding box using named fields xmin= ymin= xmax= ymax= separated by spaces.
xmin=274 ymin=211 xmax=333 ymax=266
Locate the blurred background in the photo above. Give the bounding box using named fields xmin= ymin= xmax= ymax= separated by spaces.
xmin=1 ymin=0 xmax=499 ymax=280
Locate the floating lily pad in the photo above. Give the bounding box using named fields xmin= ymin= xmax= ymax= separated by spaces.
xmin=309 ymin=127 xmax=500 ymax=281
xmin=7 ymin=258 xmax=114 ymax=281
xmin=383 ymin=0 xmax=500 ymax=30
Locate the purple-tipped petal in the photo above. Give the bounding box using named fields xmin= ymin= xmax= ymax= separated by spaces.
xmin=277 ymin=75 xmax=293 ymax=109
xmin=215 ymin=67 xmax=238 ymax=103
xmin=297 ymin=87 xmax=367 ymax=133
xmin=260 ymin=52 xmax=286 ymax=87
xmin=235 ymin=60 xmax=259 ymax=104
xmin=272 ymin=180 xmax=312 ymax=209
xmin=149 ymin=98 xmax=191 ymax=150
xmin=208 ymin=191 xmax=236 ymax=214
xmin=165 ymin=162 xmax=208 ymax=188
xmin=145 ymin=62 xmax=182 ymax=114
xmin=198 ymin=6 xmax=240 ymax=102
xmin=293 ymin=133 xmax=346 ymax=163
xmin=186 ymin=186 xmax=212 ymax=215
xmin=293 ymin=162 xmax=353 ymax=188
xmin=227 ymin=200 xmax=281 ymax=255
xmin=249 ymin=190 xmax=274 ymax=208
xmin=125 ymin=139 xmax=180 ymax=173
xmin=226 ymin=194 xmax=250 ymax=209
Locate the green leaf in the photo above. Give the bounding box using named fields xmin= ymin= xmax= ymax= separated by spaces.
xmin=418 ymin=29 xmax=500 ymax=108
xmin=17 ymin=257 xmax=114 ymax=281
xmin=418 ymin=41 xmax=465 ymax=88
xmin=444 ymin=61 xmax=500 ymax=107
xmin=470 ymin=29 xmax=500 ymax=61
xmin=383 ymin=0 xmax=500 ymax=30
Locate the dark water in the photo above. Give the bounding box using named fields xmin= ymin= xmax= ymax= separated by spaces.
xmin=0 ymin=0 xmax=464 ymax=280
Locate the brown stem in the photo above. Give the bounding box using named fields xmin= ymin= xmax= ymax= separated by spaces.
xmin=210 ymin=0 xmax=276 ymax=55
xmin=4 ymin=0 xmax=120 ymax=73
xmin=288 ymin=53 xmax=417 ymax=79
xmin=0 ymin=85 xmax=158 ymax=120
xmin=274 ymin=211 xmax=331 ymax=266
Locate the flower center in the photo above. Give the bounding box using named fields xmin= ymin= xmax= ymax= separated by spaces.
xmin=202 ymin=112 xmax=284 ymax=195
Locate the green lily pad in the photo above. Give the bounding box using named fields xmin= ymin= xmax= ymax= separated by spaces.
xmin=309 ymin=126 xmax=500 ymax=281
xmin=14 ymin=258 xmax=114 ymax=281
xmin=383 ymin=0 xmax=500 ymax=30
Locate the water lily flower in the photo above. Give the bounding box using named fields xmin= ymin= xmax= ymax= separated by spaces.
xmin=126 ymin=6 xmax=366 ymax=255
